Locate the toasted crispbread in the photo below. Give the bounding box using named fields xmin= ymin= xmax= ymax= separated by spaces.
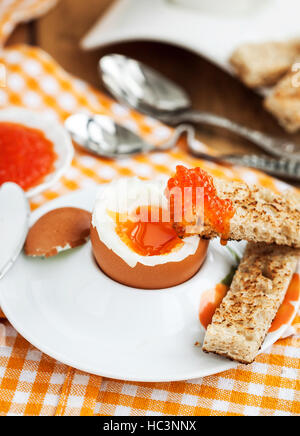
xmin=230 ymin=41 xmax=300 ymax=88
xmin=264 ymin=68 xmax=300 ymax=133
xmin=202 ymin=243 xmax=299 ymax=364
xmin=179 ymin=179 xmax=300 ymax=248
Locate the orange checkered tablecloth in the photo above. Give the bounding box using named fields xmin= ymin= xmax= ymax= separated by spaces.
xmin=0 ymin=0 xmax=58 ymax=46
xmin=0 ymin=2 xmax=299 ymax=418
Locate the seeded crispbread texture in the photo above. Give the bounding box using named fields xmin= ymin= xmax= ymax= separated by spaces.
xmin=230 ymin=40 xmax=300 ymax=88
xmin=202 ymin=243 xmax=299 ymax=364
xmin=180 ymin=179 xmax=300 ymax=248
xmin=264 ymin=68 xmax=300 ymax=133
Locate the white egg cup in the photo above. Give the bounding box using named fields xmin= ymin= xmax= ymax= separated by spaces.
xmin=0 ymin=183 xmax=29 ymax=280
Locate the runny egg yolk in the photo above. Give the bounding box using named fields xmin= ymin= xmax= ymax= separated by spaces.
xmin=115 ymin=206 xmax=183 ymax=256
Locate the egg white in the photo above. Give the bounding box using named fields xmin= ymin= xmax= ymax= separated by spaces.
xmin=92 ymin=178 xmax=200 ymax=268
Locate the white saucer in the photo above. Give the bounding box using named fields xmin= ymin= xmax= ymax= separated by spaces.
xmin=0 ymin=188 xmax=297 ymax=382
xmin=81 ymin=0 xmax=300 ymax=77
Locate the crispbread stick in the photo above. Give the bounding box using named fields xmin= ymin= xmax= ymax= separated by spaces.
xmin=203 ymin=243 xmax=299 ymax=364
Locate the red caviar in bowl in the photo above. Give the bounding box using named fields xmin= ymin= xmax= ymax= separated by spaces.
xmin=0 ymin=122 xmax=57 ymax=191
xmin=166 ymin=166 xmax=235 ymax=239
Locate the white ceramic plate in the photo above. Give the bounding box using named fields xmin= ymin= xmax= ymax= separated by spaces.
xmin=81 ymin=0 xmax=300 ymax=79
xmin=0 ymin=107 xmax=74 ymax=198
xmin=0 ymin=188 xmax=298 ymax=382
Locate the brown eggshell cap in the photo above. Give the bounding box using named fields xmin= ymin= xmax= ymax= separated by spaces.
xmin=25 ymin=207 xmax=92 ymax=258
xmin=91 ymin=225 xmax=209 ymax=290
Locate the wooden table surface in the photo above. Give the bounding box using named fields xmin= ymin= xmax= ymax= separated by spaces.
xmin=7 ymin=0 xmax=300 ymax=187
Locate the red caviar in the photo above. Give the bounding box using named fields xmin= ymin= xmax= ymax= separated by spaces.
xmin=0 ymin=122 xmax=57 ymax=191
xmin=115 ymin=206 xmax=183 ymax=256
xmin=167 ymin=166 xmax=235 ymax=239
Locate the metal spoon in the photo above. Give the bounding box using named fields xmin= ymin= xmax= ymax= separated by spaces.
xmin=99 ymin=54 xmax=300 ymax=162
xmin=65 ymin=113 xmax=300 ymax=181
xmin=65 ymin=113 xmax=178 ymax=158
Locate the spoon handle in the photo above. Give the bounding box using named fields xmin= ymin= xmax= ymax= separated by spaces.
xmin=188 ymin=148 xmax=300 ymax=181
xmin=163 ymin=110 xmax=300 ymax=161
xmin=224 ymin=154 xmax=300 ymax=181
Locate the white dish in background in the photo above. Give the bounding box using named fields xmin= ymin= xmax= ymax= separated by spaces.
xmin=0 ymin=188 xmax=298 ymax=382
xmin=81 ymin=0 xmax=300 ymax=77
xmin=0 ymin=107 xmax=74 ymax=198
xmin=169 ymin=0 xmax=269 ymax=15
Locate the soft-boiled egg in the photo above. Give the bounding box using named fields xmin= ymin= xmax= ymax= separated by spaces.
xmin=91 ymin=178 xmax=209 ymax=289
